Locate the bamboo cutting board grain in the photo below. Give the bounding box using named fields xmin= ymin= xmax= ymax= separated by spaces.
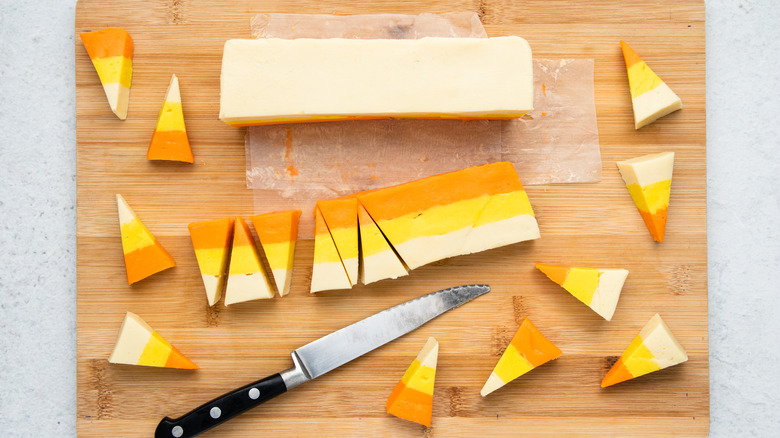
xmin=75 ymin=0 xmax=708 ymax=436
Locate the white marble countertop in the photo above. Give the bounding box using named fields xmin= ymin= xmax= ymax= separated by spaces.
xmin=1 ymin=0 xmax=778 ymax=436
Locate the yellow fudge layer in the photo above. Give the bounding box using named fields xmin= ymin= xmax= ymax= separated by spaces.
xmin=376 ymin=196 xmax=489 ymax=270
xmin=461 ymin=190 xmax=539 ymax=255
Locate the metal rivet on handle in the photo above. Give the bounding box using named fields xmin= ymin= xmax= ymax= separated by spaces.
xmin=171 ymin=425 xmax=184 ymax=437
xmin=210 ymin=407 xmax=222 ymax=419
xmin=248 ymin=388 xmax=260 ymax=400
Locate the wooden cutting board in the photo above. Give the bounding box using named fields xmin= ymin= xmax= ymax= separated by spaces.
xmin=76 ymin=0 xmax=708 ymax=436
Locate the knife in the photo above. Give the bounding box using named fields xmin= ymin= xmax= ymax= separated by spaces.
xmin=155 ymin=284 xmax=490 ymax=438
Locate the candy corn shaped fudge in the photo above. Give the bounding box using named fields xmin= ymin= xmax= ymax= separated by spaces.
xmin=116 ymin=194 xmax=175 ymax=285
xmin=148 ymin=74 xmax=193 ymax=163
xmin=188 ymin=217 xmax=234 ymax=306
xmin=481 ymin=318 xmax=561 ymax=396
xmin=79 ymin=28 xmax=133 ymax=120
xmin=224 ymin=217 xmax=274 ymax=305
xmin=250 ymin=210 xmax=301 ymax=297
xmin=620 ymin=40 xmax=682 ymax=129
xmin=535 ymin=264 xmax=629 ymax=321
xmin=357 ymin=162 xmax=539 ymax=270
xmin=316 ymin=197 xmax=359 ymax=286
xmin=358 ymin=204 xmax=408 ymax=285
xmin=617 ymin=152 xmax=674 ymax=242
xmin=602 ymin=314 xmax=687 ymax=387
xmin=386 ymin=337 xmax=439 ymax=427
xmin=310 ymin=208 xmax=352 ymax=293
xmin=109 ymin=312 xmax=198 ymax=369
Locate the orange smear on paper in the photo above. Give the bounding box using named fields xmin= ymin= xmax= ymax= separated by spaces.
xmin=284 ymin=126 xmax=293 ymax=161
xmin=542 ymin=83 xmax=547 ymax=96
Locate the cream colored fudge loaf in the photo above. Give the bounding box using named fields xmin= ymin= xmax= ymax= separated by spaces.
xmin=219 ymin=36 xmax=533 ymax=126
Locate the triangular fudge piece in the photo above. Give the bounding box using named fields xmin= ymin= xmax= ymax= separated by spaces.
xmin=481 ymin=318 xmax=561 ymax=396
xmin=224 ymin=217 xmax=274 ymax=305
xmin=250 ymin=210 xmax=301 ymax=297
xmin=116 ymin=194 xmax=175 ymax=285
xmin=79 ymin=28 xmax=133 ymax=120
xmin=617 ymin=152 xmax=674 ymax=242
xmin=357 ymin=204 xmax=408 ymax=285
xmin=620 ymin=40 xmax=682 ymax=129
xmin=602 ymin=314 xmax=687 ymax=387
xmin=386 ymin=338 xmax=439 ymax=427
xmin=109 ymin=312 xmax=197 ymax=369
xmin=536 ymin=263 xmax=629 ymax=320
xmin=317 ymin=197 xmax=358 ymax=286
xmin=188 ymin=217 xmax=234 ymax=306
xmin=147 ymin=74 xmax=193 ymax=163
xmin=310 ymin=208 xmax=352 ymax=293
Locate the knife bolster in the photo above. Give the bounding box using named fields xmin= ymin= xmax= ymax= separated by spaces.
xmin=280 ymin=352 xmax=310 ymax=390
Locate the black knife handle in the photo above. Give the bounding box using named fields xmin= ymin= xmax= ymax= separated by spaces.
xmin=155 ymin=373 xmax=286 ymax=438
